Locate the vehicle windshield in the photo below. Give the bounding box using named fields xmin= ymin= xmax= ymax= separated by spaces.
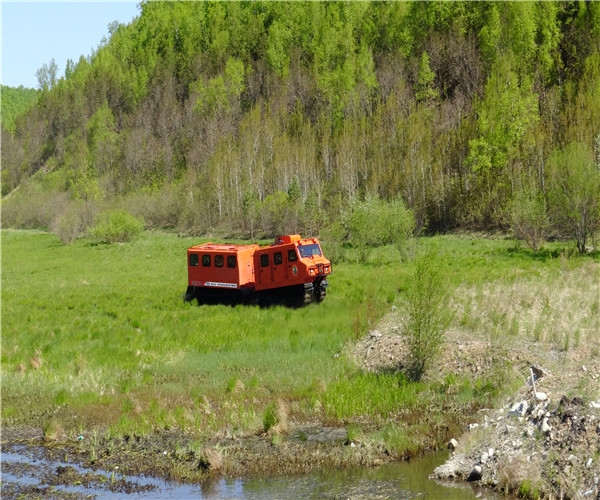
xmin=298 ymin=243 xmax=322 ymax=258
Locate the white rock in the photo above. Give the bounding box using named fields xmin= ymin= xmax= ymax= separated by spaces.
xmin=589 ymin=401 xmax=600 ymax=409
xmin=488 ymin=448 xmax=495 ymax=458
xmin=480 ymin=452 xmax=489 ymax=464
xmin=468 ymin=423 xmax=479 ymax=432
xmin=508 ymin=401 xmax=529 ymax=418
xmin=467 ymin=465 xmax=483 ymax=482
xmin=586 ymin=458 xmax=593 ymax=468
xmin=535 ymin=392 xmax=548 ymax=401
xmin=541 ymin=418 xmax=551 ymax=434
xmin=447 ymin=438 xmax=458 ymax=451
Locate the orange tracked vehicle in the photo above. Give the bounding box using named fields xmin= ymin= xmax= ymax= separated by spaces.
xmin=184 ymin=235 xmax=331 ymax=306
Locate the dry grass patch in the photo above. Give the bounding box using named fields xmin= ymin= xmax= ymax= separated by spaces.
xmin=452 ymin=263 xmax=599 ymax=351
xmin=497 ymin=453 xmax=543 ymax=499
xmin=198 ymin=446 xmax=223 ymax=472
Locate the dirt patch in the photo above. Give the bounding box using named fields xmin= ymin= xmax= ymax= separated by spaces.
xmin=352 ymin=308 xmax=600 ymax=499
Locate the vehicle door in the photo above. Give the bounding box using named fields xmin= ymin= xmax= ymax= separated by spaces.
xmin=271 ymin=250 xmax=286 ymax=285
xmin=286 ymin=246 xmax=301 ymax=282
xmin=256 ymin=251 xmax=272 ymax=289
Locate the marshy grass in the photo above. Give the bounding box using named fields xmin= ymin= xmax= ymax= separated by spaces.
xmin=2 ymin=229 xmax=598 ymax=457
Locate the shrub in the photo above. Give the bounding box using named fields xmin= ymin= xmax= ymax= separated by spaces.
xmin=343 ymin=195 xmax=415 ymax=262
xmin=510 ymin=190 xmax=549 ymax=252
xmin=1 ymin=185 xmax=70 ymax=230
xmin=89 ymin=209 xmax=145 ymax=243
xmin=51 ymin=201 xmax=98 ymax=245
xmin=402 ymin=252 xmax=453 ymax=382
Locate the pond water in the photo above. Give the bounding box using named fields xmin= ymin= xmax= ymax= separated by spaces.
xmin=2 ymin=443 xmax=504 ymax=499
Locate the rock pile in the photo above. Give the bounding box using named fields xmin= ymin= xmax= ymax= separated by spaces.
xmin=431 ymin=365 xmax=600 ymax=499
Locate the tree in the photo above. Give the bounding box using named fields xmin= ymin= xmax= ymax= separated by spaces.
xmin=402 ymin=252 xmax=453 ymax=382
xmin=86 ymin=102 xmax=119 ymax=174
xmin=415 ymin=51 xmax=438 ymax=102
xmin=36 ymin=58 xmax=58 ymax=91
xmin=465 ymin=55 xmax=540 ymax=226
xmin=547 ymin=141 xmax=600 ymax=254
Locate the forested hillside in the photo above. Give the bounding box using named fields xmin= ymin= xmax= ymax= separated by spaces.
xmin=0 ymin=86 xmax=40 ymax=134
xmin=2 ymin=1 xmax=599 ymax=251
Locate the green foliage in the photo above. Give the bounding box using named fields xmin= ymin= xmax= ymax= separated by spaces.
xmin=266 ymin=19 xmax=292 ymax=78
xmin=343 ymin=196 xmax=415 ymax=262
xmin=402 ymin=252 xmax=453 ymax=382
xmin=89 ymin=209 xmax=145 ymax=244
xmin=478 ymin=5 xmax=501 ymax=67
xmin=466 ymin=55 xmax=540 ymax=225
xmin=2 ymin=0 xmax=598 ymax=244
xmin=0 ymin=85 xmax=39 ymax=133
xmin=86 ymin=102 xmax=118 ymax=174
xmin=510 ymin=190 xmax=549 ymax=252
xmin=415 ymin=51 xmax=438 ymax=102
xmin=547 ymin=142 xmax=600 ymax=254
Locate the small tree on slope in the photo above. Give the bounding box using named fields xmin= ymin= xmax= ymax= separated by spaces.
xmin=403 ymin=252 xmax=453 ymax=382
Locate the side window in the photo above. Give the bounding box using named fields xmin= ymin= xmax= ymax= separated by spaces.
xmin=202 ymin=254 xmax=211 ymax=267
xmin=288 ymin=249 xmax=298 ymax=262
xmin=227 ymin=255 xmax=237 ymax=268
xmin=214 ymin=255 xmax=224 ymax=268
xmin=189 ymin=254 xmax=199 ymax=267
xmin=274 ymin=252 xmax=282 ymax=265
xmin=260 ymin=254 xmax=269 ymax=267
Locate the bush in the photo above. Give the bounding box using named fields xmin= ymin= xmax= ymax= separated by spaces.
xmin=510 ymin=191 xmax=549 ymax=252
xmin=402 ymin=252 xmax=453 ymax=382
xmin=1 ymin=185 xmax=70 ymax=230
xmin=343 ymin=196 xmax=415 ymax=262
xmin=50 ymin=200 xmax=98 ymax=245
xmin=89 ymin=209 xmax=145 ymax=243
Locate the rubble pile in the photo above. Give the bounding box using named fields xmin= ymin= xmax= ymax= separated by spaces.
xmin=432 ymin=366 xmax=600 ymax=499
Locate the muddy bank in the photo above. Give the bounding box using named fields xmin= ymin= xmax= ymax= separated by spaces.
xmin=2 ymin=426 xmax=508 ymax=500
xmin=1 ymin=424 xmax=398 ymax=498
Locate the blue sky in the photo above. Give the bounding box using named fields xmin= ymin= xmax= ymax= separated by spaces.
xmin=2 ymin=1 xmax=141 ymax=89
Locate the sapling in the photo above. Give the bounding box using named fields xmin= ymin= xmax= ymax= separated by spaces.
xmin=402 ymin=252 xmax=453 ymax=382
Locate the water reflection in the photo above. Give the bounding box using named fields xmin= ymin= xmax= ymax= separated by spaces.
xmin=2 ymin=444 xmax=504 ymax=499
xmin=241 ymin=452 xmax=502 ymax=500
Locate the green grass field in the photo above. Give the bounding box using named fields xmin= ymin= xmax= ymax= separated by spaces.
xmin=2 ymin=229 xmax=598 ymax=454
